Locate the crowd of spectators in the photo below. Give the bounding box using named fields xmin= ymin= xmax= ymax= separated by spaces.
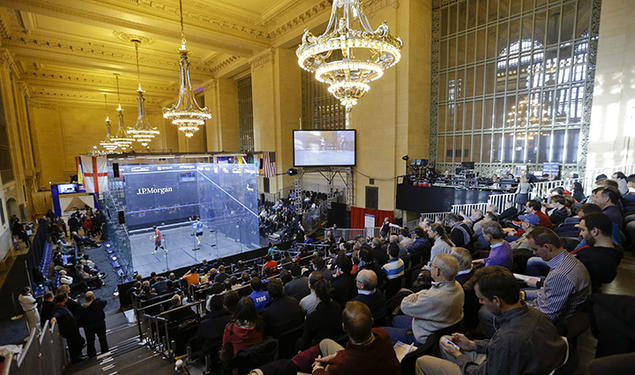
xmin=258 ymin=190 xmax=330 ymax=242
xmin=122 ymin=172 xmax=634 ymax=375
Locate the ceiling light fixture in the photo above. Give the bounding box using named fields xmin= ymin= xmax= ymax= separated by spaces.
xmin=110 ymin=73 xmax=135 ymax=151
xmin=163 ymin=0 xmax=211 ymax=137
xmin=99 ymin=94 xmax=118 ymax=153
xmin=296 ymin=0 xmax=402 ymax=127
xmin=127 ymin=39 xmax=160 ymax=148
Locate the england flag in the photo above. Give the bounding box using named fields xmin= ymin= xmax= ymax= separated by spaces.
xmin=80 ymin=156 xmax=109 ymax=193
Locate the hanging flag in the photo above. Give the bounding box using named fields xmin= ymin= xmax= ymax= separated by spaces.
xmin=76 ymin=156 xmax=83 ymax=186
xmin=79 ymin=156 xmax=109 ymax=193
xmin=263 ymin=152 xmax=276 ymax=178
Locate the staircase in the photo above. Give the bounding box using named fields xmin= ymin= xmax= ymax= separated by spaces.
xmin=65 ymin=309 xmax=175 ymax=375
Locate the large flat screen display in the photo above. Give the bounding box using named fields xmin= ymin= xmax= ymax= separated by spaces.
xmin=293 ymin=130 xmax=356 ymax=167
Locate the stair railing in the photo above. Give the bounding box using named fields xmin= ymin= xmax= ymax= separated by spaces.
xmin=143 ymin=300 xmax=206 ymax=359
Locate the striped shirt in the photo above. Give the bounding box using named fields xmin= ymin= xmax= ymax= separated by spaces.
xmin=525 ymin=251 xmax=590 ymax=323
xmin=381 ymin=258 xmax=405 ymax=280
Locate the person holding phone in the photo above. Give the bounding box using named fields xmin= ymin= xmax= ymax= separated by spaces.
xmin=415 ymin=267 xmax=567 ymax=375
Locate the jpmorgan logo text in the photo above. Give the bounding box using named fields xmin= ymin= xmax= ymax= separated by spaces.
xmin=136 ymin=187 xmax=173 ymax=195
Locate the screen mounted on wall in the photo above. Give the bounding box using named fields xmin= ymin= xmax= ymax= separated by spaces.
xmin=293 ymin=130 xmax=356 ymax=167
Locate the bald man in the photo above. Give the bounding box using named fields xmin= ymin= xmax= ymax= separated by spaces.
xmin=384 ymin=254 xmax=464 ymax=345
xmin=80 ymin=291 xmax=108 ymax=357
xmin=352 ymin=269 xmax=388 ymax=322
xmin=311 ymin=301 xmax=400 ymax=375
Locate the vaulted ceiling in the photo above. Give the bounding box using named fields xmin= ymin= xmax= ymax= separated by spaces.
xmin=0 ymin=0 xmax=334 ymax=106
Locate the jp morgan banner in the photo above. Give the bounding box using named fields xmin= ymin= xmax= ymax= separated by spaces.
xmin=120 ymin=164 xmax=199 ymax=229
xmin=136 ymin=187 xmax=174 ymax=195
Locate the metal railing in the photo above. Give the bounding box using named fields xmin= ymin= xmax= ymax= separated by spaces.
xmin=141 ymin=300 xmax=206 ymax=359
xmin=325 ymin=227 xmax=382 ymax=241
xmin=451 ymin=202 xmax=489 ymax=216
xmin=487 ymin=193 xmax=518 ymax=213
xmin=530 ymin=178 xmax=583 ymax=201
xmin=5 ymin=320 xmax=68 ymax=375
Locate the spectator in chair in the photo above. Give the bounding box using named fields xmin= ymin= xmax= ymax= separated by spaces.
xmin=383 ymin=254 xmax=464 ymax=345
xmin=450 ymin=247 xmax=475 ymax=286
xmin=248 ymin=277 xmax=270 ymax=313
xmin=370 ymin=237 xmax=388 ymax=266
xmin=197 ymin=294 xmax=233 ymax=358
xmin=547 ymin=195 xmax=569 ymax=226
xmin=510 ymin=214 xmax=539 ymax=250
xmin=576 ymin=213 xmax=623 ymax=292
xmin=389 ymin=234 xmax=409 ymax=260
xmin=497 ymin=201 xmax=518 ymax=222
xmin=415 ymin=266 xmax=568 ymax=375
xmin=426 ymin=223 xmax=454 ymax=267
xmin=523 ymin=227 xmax=590 ymax=324
xmin=215 ymin=265 xmax=230 ymax=284
xmin=381 ymin=242 xmax=405 ymax=280
xmin=406 ymin=227 xmax=431 ymax=256
xmin=352 ymin=269 xmax=387 ymax=322
xmin=592 ymin=187 xmax=623 ymax=229
xmin=220 ymin=296 xmax=264 ymax=361
xmin=252 ymin=301 xmax=400 ymax=375
xmin=525 ymin=200 xmax=552 ymax=228
xmin=284 ymin=262 xmax=310 ymax=302
xmin=261 ymin=255 xmax=278 ymax=276
xmin=262 ymin=279 xmax=304 ymax=338
xmin=445 ymin=214 xmax=472 ymax=249
xmin=331 ymin=253 xmax=357 ymax=307
xmin=300 ymin=271 xmax=324 ymax=315
xmin=472 ymin=221 xmax=513 ymax=270
xmin=298 ymin=278 xmax=343 ymax=350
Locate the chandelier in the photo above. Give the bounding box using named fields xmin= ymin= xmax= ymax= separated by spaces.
xmin=110 ymin=73 xmax=135 ymax=151
xmin=296 ymin=0 xmax=402 ymax=126
xmin=163 ymin=0 xmax=211 ymax=137
xmin=127 ymin=39 xmax=160 ymax=147
xmin=99 ymin=94 xmax=118 ymax=153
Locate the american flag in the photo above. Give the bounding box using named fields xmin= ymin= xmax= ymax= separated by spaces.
xmin=263 ymin=152 xmax=276 ymax=178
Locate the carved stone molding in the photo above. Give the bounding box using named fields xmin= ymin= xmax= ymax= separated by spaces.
xmin=211 ymin=56 xmax=239 ymax=73
xmin=365 ymin=0 xmax=400 ymax=18
xmin=267 ymin=0 xmax=331 ymax=39
xmin=28 ymin=101 xmax=57 ymax=110
xmin=250 ymin=49 xmax=274 ymax=70
xmin=3 ymin=33 xmax=213 ymax=76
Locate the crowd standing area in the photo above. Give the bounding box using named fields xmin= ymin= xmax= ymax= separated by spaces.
xmin=4 ymin=175 xmax=635 ymax=375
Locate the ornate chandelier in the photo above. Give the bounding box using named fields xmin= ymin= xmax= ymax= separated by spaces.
xmin=296 ymin=0 xmax=402 ymax=126
xmin=163 ymin=0 xmax=211 ymax=137
xmin=99 ymin=94 xmax=118 ymax=153
xmin=110 ymin=73 xmax=135 ymax=151
xmin=127 ymin=39 xmax=160 ymax=148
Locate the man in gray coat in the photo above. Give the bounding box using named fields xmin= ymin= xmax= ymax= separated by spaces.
xmin=382 ymin=253 xmax=464 ymax=344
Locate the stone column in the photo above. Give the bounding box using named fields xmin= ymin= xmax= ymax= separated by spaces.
xmin=349 ymin=0 xmax=432 ymax=210
xmin=251 ymin=48 xmax=302 ymax=195
xmin=204 ymin=79 xmax=240 ymax=153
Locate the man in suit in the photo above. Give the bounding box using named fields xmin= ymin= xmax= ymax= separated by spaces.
xmin=53 ymin=293 xmax=86 ymax=363
xmin=262 ymin=279 xmax=304 ymax=338
xmin=352 ymin=269 xmax=387 ymax=323
xmin=80 ymin=291 xmax=109 ymax=357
